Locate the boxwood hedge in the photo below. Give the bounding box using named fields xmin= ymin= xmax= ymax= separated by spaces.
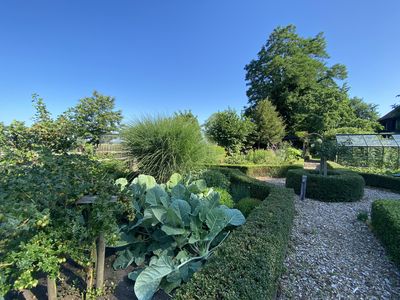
xmin=174 ymin=169 xmax=295 ymax=300
xmin=359 ymin=173 xmax=400 ymax=194
xmin=285 ymin=169 xmax=365 ymax=202
xmin=371 ymin=200 xmax=400 ymax=267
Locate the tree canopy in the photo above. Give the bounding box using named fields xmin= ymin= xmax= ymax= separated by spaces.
xmin=245 ymin=25 xmax=381 ymax=135
xmin=204 ymin=109 xmax=255 ymax=154
xmin=251 ymin=99 xmax=285 ymax=147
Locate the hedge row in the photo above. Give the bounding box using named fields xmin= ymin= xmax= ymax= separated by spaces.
xmin=327 ymin=161 xmax=400 ymax=194
xmin=371 ymin=200 xmax=400 ymax=267
xmin=214 ymin=163 xmax=303 ymax=178
xmin=175 ymin=169 xmax=295 ymax=300
xmin=286 ymin=169 xmax=365 ymax=202
xmin=359 ymin=173 xmax=400 ymax=194
xmin=217 ymin=167 xmax=271 ymax=201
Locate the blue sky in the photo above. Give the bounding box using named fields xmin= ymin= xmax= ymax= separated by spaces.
xmin=0 ymin=0 xmax=399 ymax=125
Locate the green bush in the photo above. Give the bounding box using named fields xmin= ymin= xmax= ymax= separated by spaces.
xmin=358 ymin=173 xmax=400 ymax=194
xmin=285 ymin=169 xmax=365 ymax=202
xmin=99 ymin=158 xmax=132 ymax=180
xmin=217 ymin=168 xmax=271 ymax=201
xmin=175 ymin=175 xmax=295 ymax=300
xmin=244 ymin=149 xmax=279 ymax=164
xmin=236 ymin=197 xmax=262 ymax=217
xmin=201 ymin=169 xmax=230 ymax=189
xmin=371 ymin=200 xmax=400 ymax=267
xmin=204 ymin=144 xmax=226 ymax=164
xmin=122 ymin=115 xmax=208 ymax=182
xmin=214 ymin=187 xmax=234 ymax=208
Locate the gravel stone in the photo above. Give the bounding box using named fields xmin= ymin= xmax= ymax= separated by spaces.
xmin=262 ymin=178 xmax=400 ymax=299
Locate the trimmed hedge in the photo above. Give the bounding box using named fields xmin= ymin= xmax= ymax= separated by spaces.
xmin=214 ymin=163 xmax=303 ymax=178
xmin=286 ymin=169 xmax=365 ymax=202
xmin=217 ymin=167 xmax=271 ymax=201
xmin=174 ymin=169 xmax=295 ymax=300
xmin=359 ymin=173 xmax=400 ymax=194
xmin=371 ymin=200 xmax=400 ymax=267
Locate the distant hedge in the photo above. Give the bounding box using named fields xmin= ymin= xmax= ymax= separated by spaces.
xmin=286 ymin=169 xmax=365 ymax=202
xmin=359 ymin=173 xmax=400 ymax=194
xmin=214 ymin=163 xmax=303 ymax=178
xmin=371 ymin=200 xmax=400 ymax=267
xmin=175 ymin=169 xmax=295 ymax=300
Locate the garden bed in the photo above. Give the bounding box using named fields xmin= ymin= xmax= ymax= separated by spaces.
xmin=175 ymin=169 xmax=295 ymax=299
xmin=285 ymin=169 xmax=365 ymax=202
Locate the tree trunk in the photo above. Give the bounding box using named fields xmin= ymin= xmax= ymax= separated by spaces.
xmin=21 ymin=289 xmax=37 ymax=300
xmin=46 ymin=276 xmax=57 ymax=300
xmin=323 ymin=157 xmax=328 ymax=176
xmin=95 ymin=232 xmax=106 ymax=289
xmin=86 ymin=244 xmax=97 ymax=290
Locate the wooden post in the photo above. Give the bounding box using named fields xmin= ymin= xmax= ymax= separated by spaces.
xmin=46 ymin=276 xmax=57 ymax=300
xmin=96 ymin=232 xmax=106 ymax=289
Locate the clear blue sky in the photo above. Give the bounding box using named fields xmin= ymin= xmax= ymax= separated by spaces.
xmin=0 ymin=0 xmax=399 ymax=125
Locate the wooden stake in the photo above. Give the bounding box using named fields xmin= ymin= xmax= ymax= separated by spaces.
xmin=46 ymin=276 xmax=57 ymax=300
xmin=95 ymin=232 xmax=106 ymax=289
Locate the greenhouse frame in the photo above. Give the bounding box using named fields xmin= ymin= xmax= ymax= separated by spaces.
xmin=336 ymin=134 xmax=400 ymax=169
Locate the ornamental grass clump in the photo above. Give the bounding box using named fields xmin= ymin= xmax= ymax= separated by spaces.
xmin=122 ymin=114 xmax=209 ymax=182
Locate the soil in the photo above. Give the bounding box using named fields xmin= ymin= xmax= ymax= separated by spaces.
xmin=5 ymin=250 xmax=171 ymax=300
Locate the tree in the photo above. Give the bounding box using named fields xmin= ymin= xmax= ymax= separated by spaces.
xmin=66 ymin=91 xmax=122 ymax=146
xmin=244 ymin=25 xmax=380 ymax=134
xmin=251 ymin=99 xmax=285 ymax=147
xmin=204 ymin=109 xmax=255 ymax=154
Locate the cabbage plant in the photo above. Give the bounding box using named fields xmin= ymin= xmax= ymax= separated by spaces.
xmin=113 ymin=174 xmax=245 ymax=300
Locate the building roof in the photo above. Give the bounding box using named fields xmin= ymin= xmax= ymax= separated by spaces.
xmin=379 ymin=106 xmax=400 ymax=121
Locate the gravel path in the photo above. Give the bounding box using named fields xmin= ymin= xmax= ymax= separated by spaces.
xmin=262 ymin=178 xmax=400 ymax=299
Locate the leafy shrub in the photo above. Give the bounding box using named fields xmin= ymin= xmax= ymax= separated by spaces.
xmin=286 ymin=169 xmax=365 ymax=202
xmin=371 ymin=200 xmax=400 ymax=267
xmin=122 ymin=115 xmax=208 ymax=182
xmin=276 ymin=142 xmax=303 ymax=162
xmin=357 ymin=211 xmax=369 ymax=222
xmin=99 ymin=158 xmax=133 ymax=180
xmin=113 ymin=174 xmax=245 ymax=300
xmin=201 ymin=169 xmax=230 ymax=189
xmin=236 ymin=197 xmax=262 ymax=217
xmin=175 ymin=177 xmax=295 ymax=300
xmin=213 ymin=187 xmax=234 ymax=208
xmin=0 ymin=152 xmax=121 ymax=296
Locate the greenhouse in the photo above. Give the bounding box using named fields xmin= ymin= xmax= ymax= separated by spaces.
xmin=336 ymin=134 xmax=400 ymax=168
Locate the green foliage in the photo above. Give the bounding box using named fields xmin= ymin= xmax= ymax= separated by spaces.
xmin=371 ymin=200 xmax=400 ymax=267
xmin=201 ymin=169 xmax=230 ymax=190
xmin=358 ymin=173 xmax=400 ymax=193
xmin=204 ymin=109 xmax=255 ymax=154
xmin=175 ymin=181 xmax=295 ymax=300
xmin=236 ymin=197 xmax=262 ymax=217
xmin=99 ymin=158 xmax=133 ymax=180
xmin=122 ymin=114 xmax=208 ymax=182
xmin=113 ymin=174 xmax=245 ymax=300
xmin=249 ymin=99 xmax=285 ymax=147
xmin=204 ymin=144 xmax=226 ymax=164
xmin=216 ymin=163 xmax=303 ymax=178
xmin=357 ymin=211 xmax=369 ymax=222
xmin=65 ymin=91 xmax=123 ymax=146
xmin=245 ymin=25 xmax=381 ymax=134
xmin=244 ymin=149 xmax=280 ymax=164
xmin=285 ymin=169 xmax=365 ymax=202
xmin=217 ymin=168 xmax=271 ymax=201
xmin=213 ymin=188 xmax=234 ymax=208
xmin=0 ymin=152 xmax=122 ymax=296
xmin=276 ymin=143 xmax=303 ymax=162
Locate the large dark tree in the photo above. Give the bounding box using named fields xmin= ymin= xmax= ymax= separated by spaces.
xmin=245 ymin=25 xmax=380 ymax=134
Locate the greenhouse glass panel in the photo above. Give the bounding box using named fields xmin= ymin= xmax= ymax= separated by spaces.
xmin=381 ymin=135 xmax=400 ymax=147
xmin=393 ymin=135 xmax=400 ymax=145
xmin=363 ymin=135 xmax=383 ymax=147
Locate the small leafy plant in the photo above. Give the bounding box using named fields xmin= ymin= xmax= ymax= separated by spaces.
xmin=112 ymin=173 xmax=245 ymax=300
xmin=357 ymin=211 xmax=369 ymax=222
